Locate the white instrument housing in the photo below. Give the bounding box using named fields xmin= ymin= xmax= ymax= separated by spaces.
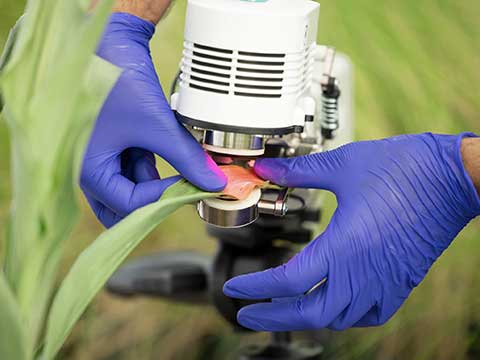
xmin=170 ymin=0 xmax=354 ymax=227
xmin=172 ymin=0 xmax=321 ymax=136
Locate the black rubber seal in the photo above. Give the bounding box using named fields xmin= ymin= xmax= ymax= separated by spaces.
xmin=175 ymin=112 xmax=303 ymax=135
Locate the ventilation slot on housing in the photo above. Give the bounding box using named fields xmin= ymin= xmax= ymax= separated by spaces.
xmin=235 ymin=75 xmax=283 ymax=82
xmin=235 ymin=53 xmax=285 ymax=96
xmin=190 ymin=84 xmax=229 ymax=95
xmin=192 ymin=67 xmax=230 ymax=79
xmin=190 ymin=76 xmax=229 ymax=87
xmin=192 ymin=59 xmax=231 ymax=71
xmin=237 ymin=59 xmax=285 ymax=66
xmin=237 ymin=67 xmax=284 ymax=75
xmin=235 ymin=84 xmax=282 ymax=90
xmin=181 ymin=42 xmax=311 ymax=98
xmin=234 ymin=92 xmax=282 ymax=98
xmin=238 ymin=51 xmax=285 ymax=58
xmin=195 ymin=43 xmax=233 ymax=54
xmin=193 ymin=51 xmax=232 ymax=63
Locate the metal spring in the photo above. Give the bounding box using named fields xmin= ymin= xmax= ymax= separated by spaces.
xmin=321 ymin=96 xmax=339 ymax=131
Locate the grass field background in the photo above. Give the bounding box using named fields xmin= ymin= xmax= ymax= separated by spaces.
xmin=1 ymin=1 xmax=480 ymax=359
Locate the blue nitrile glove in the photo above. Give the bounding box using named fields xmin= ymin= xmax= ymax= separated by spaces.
xmin=80 ymin=13 xmax=227 ymax=228
xmin=224 ymin=133 xmax=480 ymax=332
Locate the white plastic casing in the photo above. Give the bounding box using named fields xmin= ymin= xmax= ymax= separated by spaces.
xmin=173 ymin=0 xmax=320 ymax=135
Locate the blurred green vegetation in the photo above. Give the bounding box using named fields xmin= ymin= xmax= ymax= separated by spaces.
xmin=1 ymin=0 xmax=479 ymax=359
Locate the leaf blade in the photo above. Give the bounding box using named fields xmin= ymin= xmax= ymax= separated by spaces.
xmin=43 ymin=180 xmax=214 ymax=359
xmin=0 ymin=0 xmax=119 ymax=353
xmin=0 ymin=273 xmax=27 ymax=360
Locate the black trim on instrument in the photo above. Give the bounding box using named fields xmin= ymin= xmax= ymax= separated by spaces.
xmin=175 ymin=112 xmax=303 ymax=135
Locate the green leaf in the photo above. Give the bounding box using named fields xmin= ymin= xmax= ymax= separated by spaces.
xmin=0 ymin=272 xmax=27 ymax=360
xmin=1 ymin=0 xmax=117 ymax=289
xmin=0 ymin=0 xmax=119 ymax=354
xmin=0 ymin=16 xmax=23 ymax=112
xmin=43 ymin=180 xmax=215 ymax=360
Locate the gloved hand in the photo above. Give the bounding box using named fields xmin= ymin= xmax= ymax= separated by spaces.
xmin=224 ymin=133 xmax=480 ymax=331
xmin=81 ymin=13 xmax=226 ymax=228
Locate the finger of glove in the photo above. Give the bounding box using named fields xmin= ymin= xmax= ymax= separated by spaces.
xmin=83 ymin=193 xmax=123 ymax=228
xmin=327 ymin=283 xmax=376 ymax=331
xmin=237 ymin=301 xmax=310 ymax=332
xmin=97 ymin=14 xmax=226 ymax=192
xmin=133 ymin=154 xmax=160 ymax=182
xmin=237 ymin=281 xmax=349 ymax=332
xmin=140 ymin=111 xmax=227 ymax=192
xmin=96 ymin=40 xmax=226 ymax=191
xmin=85 ymin=173 xmax=179 ymax=218
xmin=352 ymin=307 xmax=381 ymax=328
xmin=353 ymin=293 xmax=407 ymax=327
xmin=254 ymin=150 xmax=345 ymax=191
xmin=121 ymin=149 xmax=160 ymax=183
xmin=224 ymin=233 xmax=330 ymax=299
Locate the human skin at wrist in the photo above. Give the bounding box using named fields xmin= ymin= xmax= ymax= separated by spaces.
xmin=461 ymin=137 xmax=480 ymax=196
xmin=90 ymin=0 xmax=173 ymax=25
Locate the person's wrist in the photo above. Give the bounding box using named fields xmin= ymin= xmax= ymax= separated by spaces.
xmin=429 ymin=133 xmax=480 ymax=221
xmin=113 ymin=0 xmax=172 ymax=25
xmin=105 ymin=12 xmax=156 ymax=42
xmin=461 ymin=137 xmax=480 ymax=197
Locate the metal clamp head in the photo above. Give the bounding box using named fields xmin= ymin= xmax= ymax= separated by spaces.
xmin=197 ymin=188 xmax=262 ymax=228
xmin=258 ymin=188 xmax=289 ymax=216
xmin=197 ymin=187 xmax=291 ymax=228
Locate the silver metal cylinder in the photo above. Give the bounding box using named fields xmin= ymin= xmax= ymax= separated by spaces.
xmin=197 ymin=189 xmax=262 ymax=228
xmin=203 ymin=130 xmax=266 ymax=156
xmin=197 ymin=188 xmax=293 ymax=228
xmin=197 ymin=201 xmax=259 ymax=228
